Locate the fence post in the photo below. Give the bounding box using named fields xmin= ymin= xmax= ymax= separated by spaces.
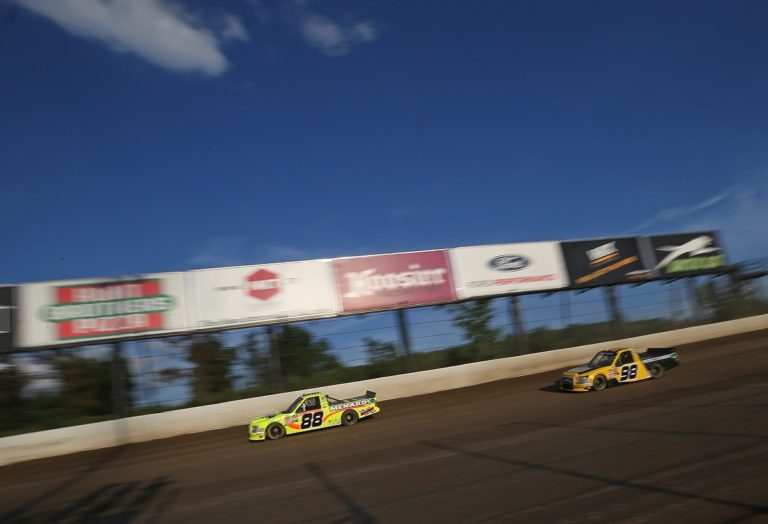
xmin=603 ymin=286 xmax=625 ymax=340
xmin=396 ymin=309 xmax=415 ymax=372
xmin=559 ymin=292 xmax=571 ymax=347
xmin=110 ymin=341 xmax=127 ymax=419
xmin=266 ymin=325 xmax=284 ymax=393
xmin=508 ymin=296 xmax=529 ymax=354
xmin=685 ymin=278 xmax=702 ymax=321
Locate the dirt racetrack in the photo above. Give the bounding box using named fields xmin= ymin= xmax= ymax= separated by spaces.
xmin=1 ymin=330 xmax=767 ymax=523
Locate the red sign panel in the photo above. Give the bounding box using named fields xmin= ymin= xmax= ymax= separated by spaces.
xmin=45 ymin=279 xmax=175 ymax=340
xmin=246 ymin=269 xmax=281 ymax=301
xmin=333 ymin=250 xmax=456 ymax=313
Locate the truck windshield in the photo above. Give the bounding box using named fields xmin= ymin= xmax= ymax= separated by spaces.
xmin=588 ymin=351 xmax=615 ymax=367
xmin=286 ymin=397 xmax=303 ymax=413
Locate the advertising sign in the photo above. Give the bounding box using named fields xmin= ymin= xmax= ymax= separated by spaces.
xmin=451 ymin=242 xmax=568 ymax=299
xmin=561 ymin=237 xmax=651 ymax=287
xmin=189 ymin=260 xmax=339 ymax=329
xmin=333 ymin=250 xmax=456 ymax=313
xmin=17 ymin=273 xmax=188 ymax=348
xmin=0 ymin=286 xmax=13 ymax=351
xmin=646 ymin=232 xmax=726 ymax=277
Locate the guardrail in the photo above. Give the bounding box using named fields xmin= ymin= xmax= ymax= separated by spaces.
xmin=1 ymin=313 xmax=766 ymax=466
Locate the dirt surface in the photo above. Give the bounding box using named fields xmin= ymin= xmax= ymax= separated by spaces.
xmin=1 ymin=330 xmax=767 ymax=523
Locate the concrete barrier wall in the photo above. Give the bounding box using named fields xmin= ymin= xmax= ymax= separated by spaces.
xmin=1 ymin=314 xmax=766 ymax=466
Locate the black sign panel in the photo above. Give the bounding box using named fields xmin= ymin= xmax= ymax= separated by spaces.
xmin=0 ymin=286 xmax=14 ymax=352
xmin=647 ymin=231 xmax=726 ymax=277
xmin=561 ymin=237 xmax=651 ymax=287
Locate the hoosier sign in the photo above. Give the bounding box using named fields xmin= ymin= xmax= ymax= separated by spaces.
xmin=17 ymin=273 xmax=188 ymax=347
xmin=333 ymin=250 xmax=456 ymax=313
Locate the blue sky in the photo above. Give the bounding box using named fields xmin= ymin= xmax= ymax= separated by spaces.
xmin=2 ymin=0 xmax=768 ymax=285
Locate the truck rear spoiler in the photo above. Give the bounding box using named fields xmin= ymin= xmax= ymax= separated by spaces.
xmin=365 ymin=390 xmax=376 ymax=399
xmin=645 ymin=347 xmax=677 ymax=355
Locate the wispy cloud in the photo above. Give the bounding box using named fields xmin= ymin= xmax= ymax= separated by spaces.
xmin=14 ymin=0 xmax=248 ymax=76
xmin=187 ymin=236 xmax=250 ymax=268
xmin=629 ymin=187 xmax=736 ymax=233
xmin=628 ymin=181 xmax=768 ymax=260
xmin=187 ymin=237 xmax=339 ymax=269
xmin=300 ymin=15 xmax=377 ymax=56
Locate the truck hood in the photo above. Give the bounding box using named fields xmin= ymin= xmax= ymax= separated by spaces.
xmin=250 ymin=411 xmax=284 ymax=425
xmin=564 ymin=365 xmax=598 ymax=375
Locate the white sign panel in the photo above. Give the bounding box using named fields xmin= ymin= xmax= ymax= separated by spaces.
xmin=17 ymin=273 xmax=189 ymax=348
xmin=451 ymin=242 xmax=569 ymax=299
xmin=189 ymin=259 xmax=339 ymax=329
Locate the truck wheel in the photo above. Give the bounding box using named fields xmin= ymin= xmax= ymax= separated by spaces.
xmin=592 ymin=375 xmax=607 ymax=391
xmin=650 ymin=363 xmax=664 ymax=379
xmin=266 ymin=423 xmax=285 ymax=440
xmin=341 ymin=410 xmax=359 ymax=426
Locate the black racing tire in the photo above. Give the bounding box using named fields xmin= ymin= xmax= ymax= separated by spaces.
xmin=341 ymin=410 xmax=359 ymax=426
xmin=592 ymin=375 xmax=607 ymax=391
xmin=266 ymin=423 xmax=285 ymax=440
xmin=650 ymin=363 xmax=664 ymax=379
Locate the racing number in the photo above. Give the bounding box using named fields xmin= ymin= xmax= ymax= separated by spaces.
xmin=301 ymin=412 xmax=323 ymax=429
xmin=620 ymin=364 xmax=638 ymax=381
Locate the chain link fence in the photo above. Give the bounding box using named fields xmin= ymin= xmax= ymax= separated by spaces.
xmin=2 ymin=273 xmax=767 ymax=437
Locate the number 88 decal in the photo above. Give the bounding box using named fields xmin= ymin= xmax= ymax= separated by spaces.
xmin=620 ymin=364 xmax=638 ymax=381
xmin=301 ymin=412 xmax=323 ymax=429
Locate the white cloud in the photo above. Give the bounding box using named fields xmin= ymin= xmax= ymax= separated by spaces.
xmin=218 ymin=13 xmax=249 ymax=43
xmin=188 ymin=236 xmax=250 ymax=268
xmin=629 ymin=187 xmax=735 ymax=233
xmin=14 ymin=0 xmax=248 ymax=76
xmin=628 ymin=181 xmax=768 ymax=261
xmin=351 ymin=21 xmax=377 ymax=43
xmin=300 ymin=14 xmax=377 ymax=56
xmin=186 ymin=236 xmax=365 ymax=270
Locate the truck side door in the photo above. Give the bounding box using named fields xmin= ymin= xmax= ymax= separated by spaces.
xmin=616 ymin=350 xmax=640 ymax=383
xmin=296 ymin=395 xmax=326 ymax=432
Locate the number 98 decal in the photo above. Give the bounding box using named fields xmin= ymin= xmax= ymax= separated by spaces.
xmin=620 ymin=364 xmax=638 ymax=381
xmin=301 ymin=412 xmax=323 ymax=429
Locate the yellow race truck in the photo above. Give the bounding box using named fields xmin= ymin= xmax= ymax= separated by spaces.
xmin=249 ymin=391 xmax=380 ymax=441
xmin=561 ymin=347 xmax=678 ymax=392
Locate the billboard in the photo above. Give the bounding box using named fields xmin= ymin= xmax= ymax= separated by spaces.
xmin=0 ymin=287 xmax=13 ymax=351
xmin=17 ymin=273 xmax=188 ymax=347
xmin=333 ymin=250 xmax=456 ymax=313
xmin=189 ymin=259 xmax=339 ymax=329
xmin=646 ymin=232 xmax=726 ymax=278
xmin=561 ymin=237 xmax=651 ymax=287
xmin=451 ymin=242 xmax=568 ymax=299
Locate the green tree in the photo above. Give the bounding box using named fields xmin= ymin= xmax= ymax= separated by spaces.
xmin=363 ymin=337 xmax=402 ymax=377
xmin=0 ymin=357 xmax=27 ymax=432
xmin=54 ymin=350 xmax=131 ymax=418
xmin=274 ymin=325 xmax=339 ymax=386
xmin=446 ymin=299 xmax=501 ymax=363
xmin=187 ymin=334 xmax=235 ymax=404
xmin=242 ymin=331 xmax=269 ymax=388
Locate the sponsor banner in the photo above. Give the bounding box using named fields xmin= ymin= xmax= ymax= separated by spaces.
xmin=17 ymin=273 xmax=188 ymax=348
xmin=190 ymin=260 xmax=339 ymax=329
xmin=646 ymin=231 xmax=726 ymax=277
xmin=451 ymin=242 xmax=568 ymax=299
xmin=0 ymin=286 xmax=13 ymax=351
xmin=561 ymin=237 xmax=651 ymax=287
xmin=334 ymin=250 xmax=456 ymax=313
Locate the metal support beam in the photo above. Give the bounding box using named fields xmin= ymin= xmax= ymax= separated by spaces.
xmin=508 ymin=296 xmax=529 ymax=355
xmin=685 ymin=278 xmax=702 ymax=321
xmin=110 ymin=341 xmax=127 ymax=419
xmin=266 ymin=325 xmax=284 ymax=393
xmin=559 ymin=291 xmax=572 ymax=348
xmin=396 ymin=309 xmax=415 ymax=372
xmin=603 ymin=286 xmax=624 ymax=340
